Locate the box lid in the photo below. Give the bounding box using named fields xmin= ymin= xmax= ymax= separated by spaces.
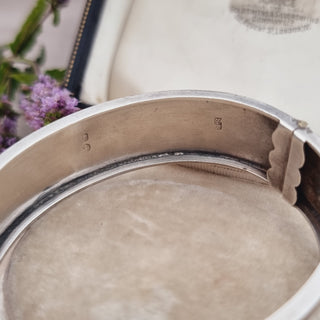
xmin=65 ymin=0 xmax=320 ymax=133
xmin=64 ymin=0 xmax=132 ymax=107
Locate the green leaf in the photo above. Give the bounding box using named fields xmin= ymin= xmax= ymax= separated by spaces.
xmin=7 ymin=78 xmax=20 ymax=100
xmin=0 ymin=86 xmax=5 ymax=96
xmin=0 ymin=44 xmax=9 ymax=58
xmin=10 ymin=0 xmax=50 ymax=56
xmin=0 ymin=62 xmax=9 ymax=82
xmin=10 ymin=72 xmax=36 ymax=85
xmin=25 ymin=66 xmax=34 ymax=74
xmin=53 ymin=8 xmax=60 ymax=26
xmin=35 ymin=46 xmax=46 ymax=65
xmin=45 ymin=68 xmax=65 ymax=83
xmin=0 ymin=63 xmax=7 ymax=83
xmin=0 ymin=62 xmax=10 ymax=95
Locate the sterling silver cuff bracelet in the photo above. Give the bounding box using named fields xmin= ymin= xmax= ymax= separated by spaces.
xmin=0 ymin=90 xmax=319 ymax=319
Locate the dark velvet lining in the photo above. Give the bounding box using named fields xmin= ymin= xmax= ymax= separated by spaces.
xmin=64 ymin=0 xmax=106 ymax=105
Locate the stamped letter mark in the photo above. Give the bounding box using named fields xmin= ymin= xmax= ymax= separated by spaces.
xmin=214 ymin=117 xmax=223 ymax=130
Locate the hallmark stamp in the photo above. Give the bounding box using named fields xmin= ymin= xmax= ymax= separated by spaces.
xmin=82 ymin=143 xmax=91 ymax=151
xmin=82 ymin=133 xmax=89 ymax=142
xmin=214 ymin=117 xmax=223 ymax=130
xmin=81 ymin=132 xmax=91 ymax=151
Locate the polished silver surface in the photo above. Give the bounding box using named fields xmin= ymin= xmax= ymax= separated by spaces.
xmin=0 ymin=90 xmax=319 ymax=319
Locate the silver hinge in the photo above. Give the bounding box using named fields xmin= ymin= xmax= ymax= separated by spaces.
xmin=268 ymin=120 xmax=307 ymax=205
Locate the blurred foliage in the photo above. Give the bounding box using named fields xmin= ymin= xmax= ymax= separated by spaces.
xmin=0 ymin=0 xmax=70 ymax=151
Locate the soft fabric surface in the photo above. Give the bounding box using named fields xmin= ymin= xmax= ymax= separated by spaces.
xmin=4 ymin=165 xmax=319 ymax=320
xmin=108 ymin=0 xmax=320 ymax=134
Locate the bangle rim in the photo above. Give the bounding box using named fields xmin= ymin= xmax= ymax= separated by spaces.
xmin=0 ymin=90 xmax=319 ymax=320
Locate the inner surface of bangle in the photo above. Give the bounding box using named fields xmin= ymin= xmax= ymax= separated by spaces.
xmin=2 ymin=164 xmax=319 ymax=320
xmin=0 ymin=151 xmax=268 ymax=257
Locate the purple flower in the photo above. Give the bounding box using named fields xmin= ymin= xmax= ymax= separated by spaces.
xmin=4 ymin=136 xmax=18 ymax=148
xmin=0 ymin=135 xmax=18 ymax=153
xmin=0 ymin=95 xmax=9 ymax=104
xmin=0 ymin=117 xmax=18 ymax=153
xmin=20 ymin=75 xmax=79 ymax=130
xmin=3 ymin=117 xmax=17 ymax=135
xmin=0 ymin=115 xmax=18 ymax=137
xmin=0 ymin=96 xmax=19 ymax=153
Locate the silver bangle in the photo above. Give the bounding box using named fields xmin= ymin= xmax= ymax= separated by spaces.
xmin=0 ymin=90 xmax=319 ymax=319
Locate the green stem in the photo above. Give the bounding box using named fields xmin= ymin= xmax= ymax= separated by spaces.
xmin=2 ymin=57 xmax=40 ymax=75
xmin=38 ymin=7 xmax=53 ymax=28
xmin=10 ymin=0 xmax=50 ymax=56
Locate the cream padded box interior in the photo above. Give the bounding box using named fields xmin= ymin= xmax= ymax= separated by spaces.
xmin=81 ymin=0 xmax=320 ymax=134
